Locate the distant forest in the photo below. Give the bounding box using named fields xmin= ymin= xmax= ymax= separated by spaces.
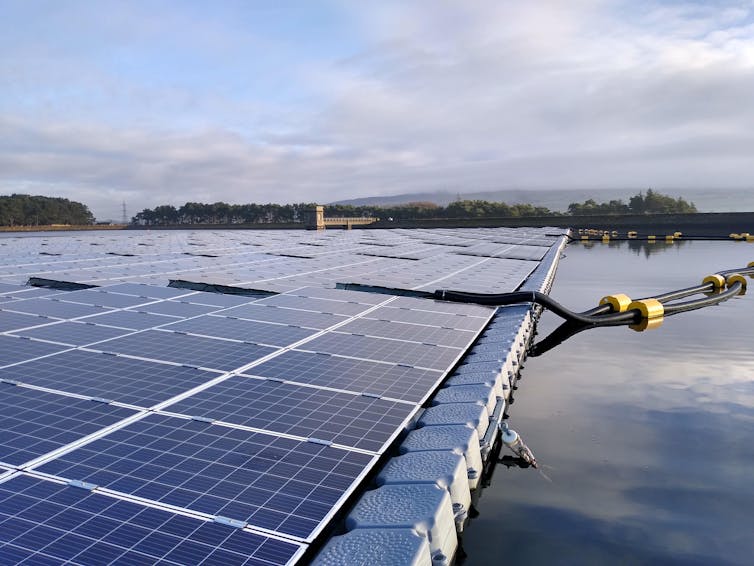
xmin=133 ymin=189 xmax=697 ymax=225
xmin=0 ymin=194 xmax=95 ymax=226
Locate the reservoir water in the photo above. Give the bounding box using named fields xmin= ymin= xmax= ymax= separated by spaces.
xmin=463 ymin=240 xmax=754 ymax=565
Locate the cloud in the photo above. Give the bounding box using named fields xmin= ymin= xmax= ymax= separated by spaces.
xmin=2 ymin=1 xmax=754 ymax=218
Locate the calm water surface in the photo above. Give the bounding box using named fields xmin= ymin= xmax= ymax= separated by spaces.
xmin=463 ymin=240 xmax=754 ymax=565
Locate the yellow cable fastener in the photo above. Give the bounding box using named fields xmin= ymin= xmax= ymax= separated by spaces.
xmin=726 ymin=274 xmax=747 ymax=295
xmin=629 ymin=317 xmax=664 ymax=332
xmin=674 ymin=232 xmax=682 ymax=238
xmin=628 ymin=299 xmax=664 ymax=320
xmin=628 ymin=231 xmax=637 ymax=238
xmin=702 ymin=274 xmax=726 ymax=290
xmin=599 ymin=294 xmax=632 ymax=313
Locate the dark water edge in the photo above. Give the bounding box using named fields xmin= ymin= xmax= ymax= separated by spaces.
xmin=462 ymin=240 xmax=754 ymax=565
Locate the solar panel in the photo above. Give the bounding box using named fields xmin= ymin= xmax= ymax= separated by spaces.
xmin=256 ymin=295 xmax=374 ymax=317
xmin=56 ymin=289 xmax=154 ymax=308
xmin=0 ymin=350 xmax=221 ymax=407
xmin=164 ymin=376 xmax=415 ymax=453
xmin=337 ymin=318 xmax=478 ymax=348
xmin=128 ymin=300 xmax=221 ymax=318
xmin=364 ymin=306 xmax=488 ymax=331
xmin=3 ymin=299 xmax=113 ymax=319
xmin=0 ymin=311 xmax=52 ymax=333
xmin=300 ymin=333 xmax=463 ymax=371
xmin=82 ymin=309 xmax=181 ymax=330
xmin=221 ymin=305 xmax=348 ymax=330
xmin=0 ymin=335 xmax=69 ymax=367
xmin=162 ymin=316 xmax=317 ymax=347
xmin=96 ymin=330 xmax=277 ymax=371
xmin=249 ymin=350 xmax=445 ymax=403
xmin=0 ymin=474 xmax=303 ymax=565
xmin=0 ymin=384 xmax=137 ymax=467
xmin=11 ymin=321 xmax=132 ymax=347
xmin=35 ymin=414 xmax=376 ymax=541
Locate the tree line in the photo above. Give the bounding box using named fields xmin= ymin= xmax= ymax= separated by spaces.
xmin=132 ymin=190 xmax=697 ymax=225
xmin=0 ymin=194 xmax=95 ymax=226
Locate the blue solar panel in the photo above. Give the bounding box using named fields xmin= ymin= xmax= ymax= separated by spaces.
xmin=0 ymin=350 xmax=220 ymax=407
xmin=250 ymin=350 xmax=445 ymax=403
xmin=4 ymin=298 xmax=114 ymax=319
xmin=129 ymin=300 xmax=221 ymax=318
xmin=98 ymin=330 xmax=278 ymax=371
xmin=36 ymin=414 xmax=375 ymax=540
xmin=165 ymin=376 xmax=415 ymax=453
xmin=57 ymin=289 xmax=153 ymax=308
xmin=0 ymin=311 xmax=51 ymax=333
xmin=161 ymin=316 xmax=316 ymax=347
xmin=0 ymin=474 xmax=303 ymax=565
xmin=11 ymin=321 xmax=132 ymax=346
xmin=365 ymin=305 xmax=488 ymax=331
xmin=82 ymin=309 xmax=181 ymax=330
xmin=101 ymin=283 xmax=191 ymax=299
xmin=337 ymin=317 xmax=478 ymax=348
xmin=301 ymin=333 xmax=463 ymax=370
xmin=0 ymin=336 xmax=69 ymax=367
xmin=0 ymin=383 xmax=137 ymax=467
xmin=221 ymin=305 xmax=347 ymax=330
xmin=257 ymin=295 xmax=374 ymax=316
xmin=179 ymin=293 xmax=258 ymax=308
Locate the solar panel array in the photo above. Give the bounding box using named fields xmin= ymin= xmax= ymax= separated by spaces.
xmin=0 ymin=227 xmax=566 ymax=564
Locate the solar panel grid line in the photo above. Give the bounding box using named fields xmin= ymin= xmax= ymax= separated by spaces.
xmin=1 ymin=472 xmax=306 ymax=565
xmin=0 ymin=335 xmax=74 ymax=370
xmin=0 ymin=383 xmax=141 ymax=469
xmin=153 ymin=408 xmax=381 ymax=457
xmin=31 ymin=413 xmax=379 ymax=543
xmin=146 ymin=294 xmax=402 ymax=413
xmin=159 ymin=376 xmax=418 ymax=454
xmin=12 ymin=408 xmax=149 ymax=472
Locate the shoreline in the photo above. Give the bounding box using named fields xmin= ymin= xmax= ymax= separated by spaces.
xmin=2 ymin=211 xmax=753 ymax=238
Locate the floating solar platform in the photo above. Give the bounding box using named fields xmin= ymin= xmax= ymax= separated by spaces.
xmin=0 ymin=227 xmax=568 ymax=564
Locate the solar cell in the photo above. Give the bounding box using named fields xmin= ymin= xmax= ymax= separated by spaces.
xmin=35 ymin=414 xmax=376 ymax=541
xmin=289 ymin=286 xmax=386 ymax=305
xmin=82 ymin=309 xmax=181 ymax=330
xmin=0 ymin=384 xmax=137 ymax=467
xmin=56 ymin=289 xmax=153 ymax=308
xmin=256 ymin=295 xmax=374 ymax=317
xmin=129 ymin=300 xmax=220 ymax=318
xmin=221 ymin=304 xmax=348 ymax=330
xmin=337 ymin=318 xmax=478 ymax=348
xmin=365 ymin=306 xmax=488 ymax=331
xmin=99 ymin=330 xmax=278 ymax=371
xmin=0 ymin=350 xmax=220 ymax=407
xmin=99 ymin=283 xmax=191 ymax=299
xmin=0 ymin=474 xmax=303 ymax=565
xmin=11 ymin=321 xmax=132 ymax=346
xmin=179 ymin=292 xmax=259 ymax=308
xmin=0 ymin=311 xmax=52 ymax=333
xmin=162 ymin=316 xmax=316 ymax=347
xmin=301 ymin=333 xmax=463 ymax=370
xmin=3 ymin=298 xmax=113 ymax=319
xmin=250 ymin=350 xmax=444 ymax=403
xmin=0 ymin=336 xmax=69 ymax=367
xmin=165 ymin=376 xmax=415 ymax=453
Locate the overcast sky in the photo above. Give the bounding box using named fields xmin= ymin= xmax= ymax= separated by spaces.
xmin=2 ymin=1 xmax=754 ymax=219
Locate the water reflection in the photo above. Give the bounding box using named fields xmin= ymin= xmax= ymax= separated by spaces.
xmin=578 ymin=238 xmax=693 ymax=258
xmin=462 ymin=241 xmax=754 ymax=565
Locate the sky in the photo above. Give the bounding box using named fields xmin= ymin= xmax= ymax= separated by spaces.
xmin=2 ymin=0 xmax=754 ymax=220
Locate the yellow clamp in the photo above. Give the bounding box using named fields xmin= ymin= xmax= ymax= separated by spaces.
xmin=630 ymin=317 xmax=664 ymax=332
xmin=703 ymin=274 xmax=726 ymax=290
xmin=665 ymin=235 xmax=674 ymax=243
xmin=730 ymin=233 xmax=742 ymax=240
xmin=599 ymin=293 xmax=632 ymax=313
xmin=628 ymin=298 xmax=664 ymax=320
xmin=674 ymin=231 xmax=682 ymax=238
xmin=726 ymin=274 xmax=747 ymax=295
xmin=627 ymin=231 xmax=637 ymax=238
